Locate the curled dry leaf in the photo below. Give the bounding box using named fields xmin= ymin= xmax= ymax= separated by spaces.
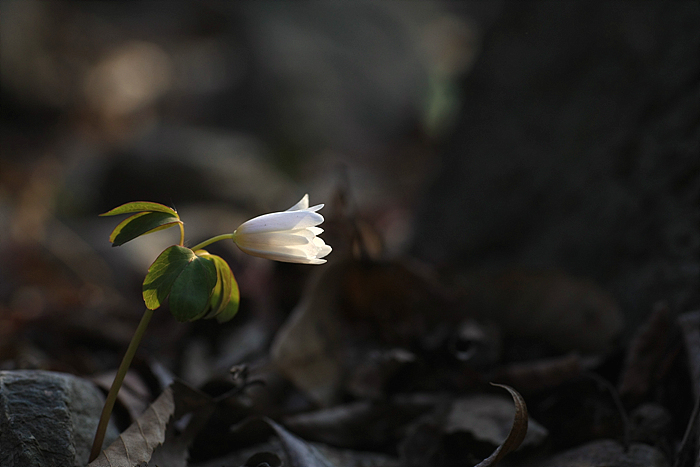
xmin=473 ymin=383 xmax=528 ymax=467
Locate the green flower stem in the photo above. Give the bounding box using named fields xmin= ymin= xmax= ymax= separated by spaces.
xmin=89 ymin=308 xmax=154 ymax=462
xmin=190 ymin=233 xmax=235 ymax=252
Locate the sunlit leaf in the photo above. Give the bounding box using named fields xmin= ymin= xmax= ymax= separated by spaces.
xmin=143 ymin=246 xmax=195 ymax=310
xmin=169 ymin=256 xmax=217 ymax=322
xmin=212 ymin=256 xmax=239 ymax=322
xmin=195 ymin=251 xmax=226 ymax=316
xmin=109 ymin=211 xmax=181 ymax=246
xmin=215 ymin=283 xmax=240 ymax=323
xmin=474 ymin=383 xmax=529 ymax=467
xmin=100 ymin=201 xmax=178 ymax=217
xmin=195 ymin=251 xmax=239 ymax=321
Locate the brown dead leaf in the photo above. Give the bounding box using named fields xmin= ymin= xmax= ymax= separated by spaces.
xmin=270 ymin=262 xmax=346 ymax=406
xmin=445 ymin=393 xmax=547 ymax=450
xmin=89 ymin=380 xmax=213 ymax=467
xmin=92 ymin=369 xmax=152 ymax=424
xmin=491 ymin=353 xmax=590 ymax=393
xmin=618 ymin=302 xmax=672 ymax=403
xmin=473 ymin=384 xmax=529 ymax=467
xmin=539 ymin=439 xmax=670 ymax=467
xmin=266 ymin=418 xmax=337 ymax=467
xmin=271 ymin=258 xmax=456 ymax=405
xmin=230 ymin=417 xmax=337 ymax=467
xmin=678 ymin=310 xmax=700 ymax=401
xmin=148 ymin=382 xmax=215 ymax=467
xmin=283 ymin=395 xmax=437 ymax=450
xmin=676 ymin=311 xmax=700 ymax=467
xmin=243 ymin=451 xmax=283 ymax=466
xmin=89 ymin=384 xmax=174 ymax=467
xmin=457 ymin=269 xmax=623 ymax=353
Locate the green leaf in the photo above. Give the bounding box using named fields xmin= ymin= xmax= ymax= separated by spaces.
xmin=196 ymin=251 xmax=239 ymax=321
xmin=215 ymin=284 xmax=240 ymax=323
xmin=216 ymin=265 xmax=239 ymax=322
xmin=143 ymin=246 xmax=195 ymax=310
xmin=100 ymin=201 xmax=178 ymax=218
xmin=169 ymin=256 xmax=217 ymax=322
xmin=110 ymin=211 xmax=182 ymax=246
xmin=202 ymin=255 xmax=228 ymax=318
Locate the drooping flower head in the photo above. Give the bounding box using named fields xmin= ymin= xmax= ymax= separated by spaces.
xmin=232 ymin=194 xmax=332 ymax=264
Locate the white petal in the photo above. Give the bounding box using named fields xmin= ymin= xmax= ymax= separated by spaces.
xmin=286 ymin=194 xmax=309 ymax=211
xmin=315 ymin=243 xmax=332 ymax=258
xmin=233 ymin=195 xmax=330 ymax=265
xmin=235 ymin=244 xmax=325 ymax=264
xmin=236 ymin=238 xmax=329 ymax=261
xmin=234 ymin=231 xmax=312 ymax=249
xmin=236 ymin=210 xmax=324 ymax=235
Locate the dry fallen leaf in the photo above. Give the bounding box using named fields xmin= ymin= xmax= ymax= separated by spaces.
xmin=457 ymin=269 xmax=623 ymax=353
xmin=271 ymin=259 xmax=456 ymax=406
xmin=538 ymin=439 xmax=670 ymax=467
xmin=618 ymin=302 xmax=672 ymax=403
xmin=89 ymin=384 xmax=174 ymax=467
xmin=265 ymin=418 xmax=337 ymax=467
xmin=148 ymin=389 xmax=215 ymax=467
xmin=283 ymin=396 xmax=436 ymax=450
xmin=490 ymin=352 xmax=591 ymax=393
xmin=230 ymin=417 xmax=337 ymax=467
xmin=88 ymin=380 xmax=212 ymax=467
xmin=445 ymin=393 xmax=547 ymax=451
xmin=473 ymin=383 xmax=529 ymax=467
xmin=270 ymin=262 xmax=346 ymax=406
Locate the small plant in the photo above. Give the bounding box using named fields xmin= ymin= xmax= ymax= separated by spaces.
xmin=89 ymin=195 xmax=331 ymax=462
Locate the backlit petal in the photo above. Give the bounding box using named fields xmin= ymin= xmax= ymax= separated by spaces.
xmin=235 ymin=210 xmax=324 ymax=235
xmin=232 ymin=195 xmax=330 ymax=264
xmin=286 ymin=194 xmax=309 ymax=211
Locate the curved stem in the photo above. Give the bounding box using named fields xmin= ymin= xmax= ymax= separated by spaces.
xmin=89 ymin=308 xmax=154 ymax=462
xmin=190 ymin=233 xmax=235 ymax=252
xmin=178 ymin=222 xmax=185 ymax=247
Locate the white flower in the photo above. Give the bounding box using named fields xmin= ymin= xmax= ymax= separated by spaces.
xmin=232 ymin=194 xmax=332 ymax=264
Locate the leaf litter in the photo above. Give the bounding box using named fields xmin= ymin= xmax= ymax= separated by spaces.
xmin=4 ymin=194 xmax=697 ymax=467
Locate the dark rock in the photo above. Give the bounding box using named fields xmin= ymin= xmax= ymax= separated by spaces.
xmin=0 ymin=370 xmax=117 ymax=467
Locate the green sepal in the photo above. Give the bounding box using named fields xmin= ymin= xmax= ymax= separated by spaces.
xmin=142 ymin=245 xmax=195 ymax=310
xmin=215 ymin=288 xmax=240 ymax=323
xmin=168 ymin=256 xmax=217 ymax=322
xmin=195 ymin=251 xmax=240 ymax=322
xmin=109 ymin=211 xmax=182 ymax=247
xmin=100 ymin=201 xmax=178 ymax=217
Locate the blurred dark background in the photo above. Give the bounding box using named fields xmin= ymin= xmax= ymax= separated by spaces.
xmin=1 ymin=0 xmax=698 ymax=367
